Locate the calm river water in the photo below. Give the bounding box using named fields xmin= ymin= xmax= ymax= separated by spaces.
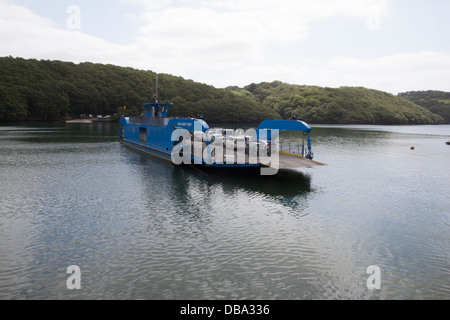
xmin=0 ymin=122 xmax=449 ymax=300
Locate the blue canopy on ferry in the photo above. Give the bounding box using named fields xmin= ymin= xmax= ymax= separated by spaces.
xmin=256 ymin=120 xmax=311 ymax=133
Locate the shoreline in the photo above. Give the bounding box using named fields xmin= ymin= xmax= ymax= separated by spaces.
xmin=65 ymin=118 xmax=116 ymax=123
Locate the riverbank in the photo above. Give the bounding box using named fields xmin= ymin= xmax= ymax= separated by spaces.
xmin=65 ymin=118 xmax=117 ymax=124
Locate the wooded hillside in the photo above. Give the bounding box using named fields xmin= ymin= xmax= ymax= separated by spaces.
xmin=227 ymin=82 xmax=444 ymax=124
xmin=0 ymin=57 xmax=444 ymax=124
xmin=398 ymin=90 xmax=450 ymax=123
xmin=0 ymin=57 xmax=280 ymax=123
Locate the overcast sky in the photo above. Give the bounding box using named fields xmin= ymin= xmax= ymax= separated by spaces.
xmin=1 ymin=0 xmax=449 ymax=94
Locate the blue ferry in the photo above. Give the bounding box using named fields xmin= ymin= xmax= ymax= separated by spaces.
xmin=119 ymin=87 xmax=323 ymax=174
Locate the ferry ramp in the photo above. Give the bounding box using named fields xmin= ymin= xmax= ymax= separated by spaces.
xmin=275 ymin=152 xmax=326 ymax=169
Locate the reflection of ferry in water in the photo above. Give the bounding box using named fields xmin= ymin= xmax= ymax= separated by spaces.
xmin=119 ymin=80 xmax=324 ymax=173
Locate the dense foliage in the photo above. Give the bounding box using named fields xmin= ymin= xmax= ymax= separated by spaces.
xmin=0 ymin=57 xmax=444 ymax=124
xmin=227 ymin=81 xmax=444 ymax=124
xmin=0 ymin=57 xmax=280 ymax=123
xmin=398 ymin=90 xmax=450 ymax=123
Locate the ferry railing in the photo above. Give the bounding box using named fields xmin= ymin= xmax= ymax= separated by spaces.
xmin=129 ymin=117 xmax=166 ymax=126
xmin=279 ymin=140 xmax=308 ymax=158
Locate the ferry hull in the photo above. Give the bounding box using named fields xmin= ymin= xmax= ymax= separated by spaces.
xmin=121 ymin=139 xmax=173 ymax=163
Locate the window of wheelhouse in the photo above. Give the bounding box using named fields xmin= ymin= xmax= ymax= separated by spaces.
xmin=139 ymin=127 xmax=147 ymax=142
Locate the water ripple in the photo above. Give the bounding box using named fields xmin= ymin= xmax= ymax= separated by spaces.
xmin=1 ymin=124 xmax=449 ymax=299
